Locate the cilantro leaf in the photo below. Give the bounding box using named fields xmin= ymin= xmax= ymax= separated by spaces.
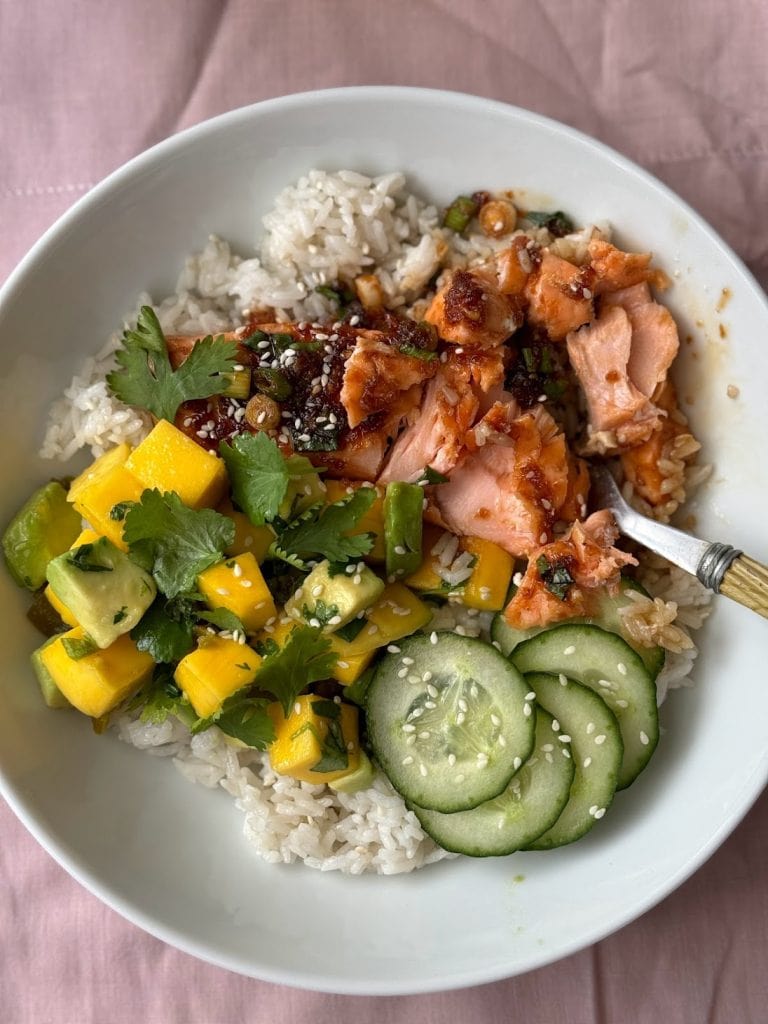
xmin=219 ymin=433 xmax=316 ymax=526
xmin=256 ymin=625 xmax=337 ymax=716
xmin=197 ymin=608 xmax=247 ymax=635
xmin=136 ymin=666 xmax=195 ymax=727
xmin=131 ymin=596 xmax=196 ymax=663
xmin=301 ymin=599 xmax=339 ymax=627
xmin=273 ymin=489 xmax=375 ymax=565
xmin=107 ymin=306 xmax=237 ymax=421
xmin=536 ymin=555 xmax=574 ymax=601
xmin=309 ymin=698 xmax=349 ymax=773
xmin=123 ymin=489 xmax=235 ymax=599
xmin=61 ymin=635 xmax=97 ymax=660
xmin=418 ymin=466 xmax=449 ymax=485
xmin=66 ymin=543 xmax=114 ymax=573
xmin=212 ymin=697 xmax=275 ymax=750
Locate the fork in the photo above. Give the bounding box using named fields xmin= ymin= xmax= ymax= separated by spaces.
xmin=589 ymin=463 xmax=768 ymax=619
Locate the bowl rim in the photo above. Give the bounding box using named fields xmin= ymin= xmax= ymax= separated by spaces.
xmin=2 ymin=85 xmax=768 ymax=995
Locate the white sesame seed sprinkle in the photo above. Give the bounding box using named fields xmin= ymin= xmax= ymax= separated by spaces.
xmin=559 ymin=734 xmax=571 ymax=743
xmin=418 ymin=731 xmax=431 ymax=740
xmin=559 ymin=673 xmax=568 ymax=686
xmin=216 ymin=588 xmax=230 ymax=596
xmin=430 ymin=632 xmax=438 ymax=645
xmin=594 ymin=734 xmax=606 ymax=745
xmin=387 ymin=645 xmax=401 ymax=654
xmin=397 ymin=668 xmax=409 ymax=679
xmin=594 ymin=807 xmax=606 ymax=819
xmin=456 ymin=712 xmax=466 ymax=725
xmin=640 ymin=731 xmax=650 ymax=745
xmin=583 ymin=756 xmax=592 ymax=768
xmin=419 ymin=764 xmax=428 ymax=777
xmin=586 ymin=722 xmax=595 ymax=734
xmin=525 ymin=691 xmax=536 ymax=701
xmin=523 ymin=703 xmax=532 ymax=717
xmin=402 ymin=723 xmax=415 ymax=733
xmin=589 ymin=805 xmax=599 ymax=816
xmin=401 ymin=755 xmax=414 ymax=766
xmin=551 ymin=719 xmax=560 ymax=732
xmin=563 ymin=645 xmax=576 ymax=656
xmin=513 ymin=757 xmax=522 ymax=770
xmin=337 ymin=660 xmax=349 ymax=669
xmin=617 ymin=662 xmax=628 ymax=676
xmin=490 ymin=714 xmax=501 ymax=726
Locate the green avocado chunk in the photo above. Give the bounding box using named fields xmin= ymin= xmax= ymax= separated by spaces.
xmin=30 ymin=637 xmax=71 ymax=709
xmin=383 ymin=482 xmax=423 ymax=578
xmin=2 ymin=481 xmax=82 ymax=590
xmin=284 ymin=559 xmax=384 ymax=634
xmin=328 ymin=749 xmax=376 ymax=794
xmin=46 ymin=537 xmax=157 ymax=649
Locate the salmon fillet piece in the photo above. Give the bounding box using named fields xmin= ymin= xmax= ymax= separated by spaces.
xmin=433 ymin=402 xmax=580 ymax=557
xmin=425 ymin=266 xmax=523 ymax=347
xmin=378 ymin=348 xmax=505 ymax=483
xmin=588 ymin=238 xmax=652 ymax=295
xmin=566 ymin=305 xmax=662 ymax=451
xmin=340 ymin=333 xmax=437 ymax=429
xmin=524 ymin=251 xmax=594 ymax=342
xmin=503 ymin=510 xmax=637 ymax=629
xmin=602 ymin=282 xmax=679 ymax=397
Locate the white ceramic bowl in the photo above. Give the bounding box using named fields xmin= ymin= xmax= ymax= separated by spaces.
xmin=1 ymin=87 xmax=766 ymax=995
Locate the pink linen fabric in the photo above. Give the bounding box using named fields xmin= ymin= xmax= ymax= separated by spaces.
xmin=2 ymin=1 xmax=768 ymax=1021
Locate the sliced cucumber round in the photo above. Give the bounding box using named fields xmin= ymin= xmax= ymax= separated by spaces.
xmin=491 ymin=578 xmax=665 ymax=679
xmin=412 ymin=708 xmax=575 ymax=856
xmin=522 ymin=672 xmax=623 ymax=849
xmin=511 ymin=624 xmax=658 ymax=790
xmin=366 ymin=633 xmax=535 ymax=813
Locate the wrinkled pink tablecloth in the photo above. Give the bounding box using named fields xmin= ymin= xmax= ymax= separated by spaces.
xmin=3 ymin=2 xmax=768 ymax=1021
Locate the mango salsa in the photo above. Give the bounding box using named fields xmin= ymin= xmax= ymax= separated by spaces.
xmin=125 ymin=419 xmax=228 ymax=509
xmin=260 ymin=617 xmax=375 ymax=685
xmin=197 ymin=553 xmax=276 ymax=632
xmin=267 ymin=694 xmax=360 ymax=784
xmin=174 ymin=635 xmax=262 ymax=718
xmin=68 ymin=444 xmax=144 ymax=550
xmin=39 ymin=627 xmax=153 ymax=718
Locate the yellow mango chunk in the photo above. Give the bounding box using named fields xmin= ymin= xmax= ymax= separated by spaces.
xmin=69 ymin=449 xmax=144 ymax=551
xmin=174 ymin=635 xmax=261 ymax=719
xmin=219 ymin=500 xmax=274 ymax=562
xmin=324 ymin=480 xmax=386 ymax=562
xmin=267 ymin=695 xmax=360 ymax=784
xmin=197 ymin=553 xmax=276 ymax=632
xmin=343 ymin=583 xmax=433 ymax=658
xmin=404 ymin=525 xmax=449 ymax=593
xmin=125 ymin=419 xmax=228 ymax=509
xmin=40 ymin=627 xmax=153 ymax=718
xmin=68 ymin=444 xmax=133 ymax=503
xmin=70 ymin=528 xmax=101 ymax=548
xmin=462 ymin=538 xmax=514 ymax=611
xmin=259 ymin=616 xmax=374 ymax=685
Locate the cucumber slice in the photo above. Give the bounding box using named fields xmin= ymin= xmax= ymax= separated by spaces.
xmin=366 ymin=633 xmax=535 ymax=813
xmin=491 ymin=578 xmax=665 ymax=679
xmin=511 ymin=624 xmax=658 ymax=789
xmin=522 ymin=672 xmax=622 ymax=849
xmin=412 ymin=708 xmax=575 ymax=856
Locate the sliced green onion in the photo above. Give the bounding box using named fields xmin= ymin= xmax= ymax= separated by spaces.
xmin=443 ymin=195 xmax=480 ymax=234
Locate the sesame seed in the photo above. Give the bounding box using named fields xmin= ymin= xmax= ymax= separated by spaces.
xmin=419 ymin=764 xmax=428 ymax=777
xmin=498 ymin=735 xmax=506 ymax=747
xmin=422 ymin=671 xmax=433 ymax=682
xmin=616 ymin=699 xmax=629 ymax=708
xmin=394 ymin=545 xmax=406 ymax=555
xmin=367 ymin=624 xmax=379 ymax=635
xmin=558 ymin=673 xmax=568 ymax=686
xmin=309 ymin=618 xmax=321 ymax=628
xmin=539 ymin=532 xmax=548 ymax=544
xmin=349 ymin=315 xmax=361 ymax=326
xmin=232 ymin=563 xmax=243 ymax=578
xmin=559 ymin=734 xmax=571 ymax=743
xmin=387 ymin=644 xmax=401 ymax=654
xmin=456 ymin=712 xmax=466 ymax=725
xmin=427 ymin=684 xmax=438 ymax=698
xmin=563 ymin=645 xmax=576 ymax=656
xmin=545 ymin=752 xmax=554 ymax=763
xmin=640 ymin=731 xmax=650 ymax=745
xmin=476 ymin=753 xmax=488 ymax=767
xmin=541 ymin=744 xmax=554 ymax=752
xmin=458 ymin=698 xmax=468 ymax=712
xmin=562 ymin=748 xmax=571 ymax=759
xmin=353 ymin=574 xmax=362 ymax=585
xmin=594 ymin=734 xmax=606 ymax=745
xmin=589 ymin=805 xmax=599 ymax=816
xmin=408 ymin=675 xmax=422 ymax=685
xmin=513 ymin=757 xmax=522 ymax=770
xmin=402 ymin=657 xmax=414 ymax=666
xmin=586 ymin=722 xmax=595 ymax=734
xmin=455 ymin=774 xmax=465 ymax=783
xmin=337 ymin=660 xmax=349 ymax=669
xmin=424 ymin=700 xmax=436 ymax=709
xmin=594 ymin=807 xmax=606 ymax=819
xmin=447 ymin=753 xmax=457 ymax=768
xmin=294 ymin=588 xmax=304 ymax=601
xmin=430 ymin=632 xmax=438 ymax=645
xmin=312 ymin=585 xmax=324 ymax=597
xmin=216 ymin=588 xmax=230 ymax=596
xmin=397 ymin=668 xmax=409 ymax=678
xmin=523 ymin=703 xmax=532 ymax=717
xmin=418 ymin=731 xmax=431 ymax=740
xmin=525 ymin=691 xmax=536 ymax=701
xmin=402 ymin=723 xmax=415 ymax=733
xmin=402 ymin=755 xmax=414 ymax=766
xmin=470 ymin=684 xmax=479 ymax=699
xmin=551 ymin=719 xmax=560 ymax=732
xmin=583 ymin=757 xmax=592 ymax=768
xmin=328 ymin=615 xmax=342 ymax=625
xmin=617 ymin=662 xmax=628 ymax=676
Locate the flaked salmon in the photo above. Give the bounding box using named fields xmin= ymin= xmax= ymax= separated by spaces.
xmin=602 ymin=282 xmax=679 ymax=397
xmin=566 ymin=305 xmax=662 ymax=452
xmin=378 ymin=348 xmax=505 ymax=483
xmin=340 ymin=333 xmax=437 ymax=429
xmin=588 ymin=238 xmax=652 ymax=295
xmin=503 ymin=510 xmax=637 ymax=629
xmin=433 ymin=402 xmax=585 ymax=557
xmin=425 ymin=266 xmax=523 ymax=347
xmin=523 ymin=251 xmax=594 ymax=342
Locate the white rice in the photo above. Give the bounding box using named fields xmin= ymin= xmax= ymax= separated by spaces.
xmin=40 ymin=169 xmax=710 ymax=873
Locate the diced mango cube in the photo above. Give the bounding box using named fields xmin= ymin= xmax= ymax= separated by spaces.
xmin=197 ymin=553 xmax=276 ymax=632
xmin=69 ymin=450 xmax=144 ymax=551
xmin=343 ymin=583 xmax=433 ymax=658
xmin=70 ymin=528 xmax=101 ymax=548
xmin=267 ymin=694 xmax=360 ymax=783
xmin=404 ymin=525 xmax=450 ymax=593
xmin=258 ymin=616 xmax=374 ymax=685
xmin=325 ymin=480 xmax=386 ymax=561
xmin=39 ymin=627 xmax=153 ymax=718
xmin=462 ymin=537 xmax=514 ymax=611
xmin=125 ymin=419 xmax=228 ymax=509
xmin=219 ymin=500 xmax=274 ymax=562
xmin=174 ymin=635 xmax=262 ymax=719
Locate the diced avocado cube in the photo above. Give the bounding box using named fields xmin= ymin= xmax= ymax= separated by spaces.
xmin=2 ymin=481 xmax=82 ymax=590
xmin=46 ymin=537 xmax=156 ymax=649
xmin=31 ymin=637 xmax=71 ymax=709
xmin=328 ymin=748 xmax=375 ymax=793
xmin=266 ymin=695 xmax=360 ymax=784
xmin=383 ymin=481 xmax=424 ymax=578
xmin=342 ymin=665 xmax=376 ymax=707
xmin=174 ymin=635 xmax=261 ymax=719
xmin=39 ymin=628 xmax=154 ymax=718
xmin=284 ymin=560 xmax=385 ymax=634
xmin=197 ymin=553 xmax=276 ymax=632
xmin=324 ymin=481 xmax=386 ymax=562
xmin=126 ymin=420 xmax=228 ymax=509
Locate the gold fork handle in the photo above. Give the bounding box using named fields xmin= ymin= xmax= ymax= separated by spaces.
xmin=719 ymin=555 xmax=768 ymax=619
